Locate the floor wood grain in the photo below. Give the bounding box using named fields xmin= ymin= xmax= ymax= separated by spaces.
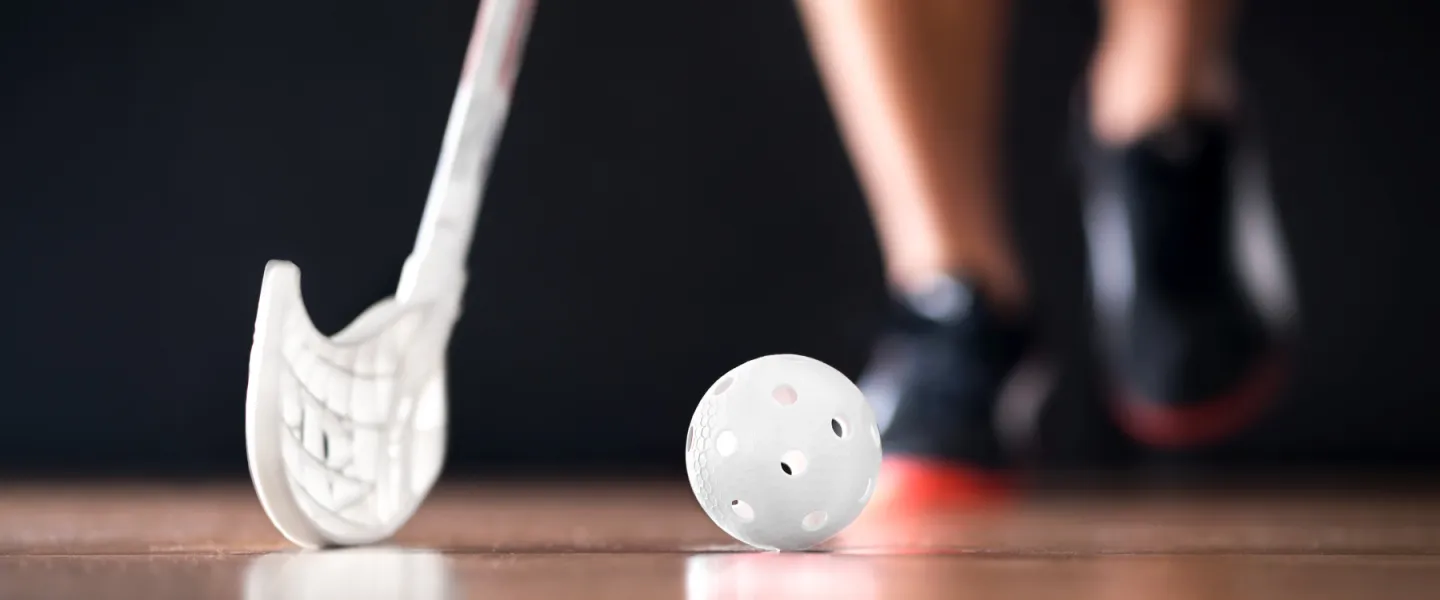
xmin=3 ymin=480 xmax=1439 ymax=599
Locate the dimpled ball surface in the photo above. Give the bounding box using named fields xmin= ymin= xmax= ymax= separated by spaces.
xmin=685 ymin=354 xmax=882 ymax=551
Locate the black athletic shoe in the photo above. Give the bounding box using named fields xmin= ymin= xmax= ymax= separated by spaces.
xmin=858 ymin=276 xmax=1036 ymax=508
xmin=1078 ymin=112 xmax=1290 ymax=449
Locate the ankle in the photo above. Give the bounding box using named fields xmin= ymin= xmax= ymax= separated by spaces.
xmin=891 ymin=270 xmax=1027 ymax=326
xmin=1088 ymin=39 xmax=1237 ymax=144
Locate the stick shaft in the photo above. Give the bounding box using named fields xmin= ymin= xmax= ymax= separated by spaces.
xmin=399 ymin=0 xmax=537 ymax=303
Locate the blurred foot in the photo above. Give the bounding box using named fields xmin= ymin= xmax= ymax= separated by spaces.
xmin=860 ymin=276 xmax=1033 ymax=511
xmin=1079 ymin=111 xmax=1287 ymax=449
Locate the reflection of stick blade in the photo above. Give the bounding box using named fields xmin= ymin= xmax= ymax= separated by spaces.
xmin=243 ymin=549 xmax=458 ymax=600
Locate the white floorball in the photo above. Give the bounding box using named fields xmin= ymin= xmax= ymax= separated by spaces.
xmin=685 ymin=354 xmax=883 ymax=551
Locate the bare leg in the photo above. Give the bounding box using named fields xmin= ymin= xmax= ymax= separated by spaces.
xmin=1090 ymin=0 xmax=1239 ymax=144
xmin=795 ymin=0 xmax=1023 ymax=311
xmin=797 ymin=1 xmax=1031 ymax=511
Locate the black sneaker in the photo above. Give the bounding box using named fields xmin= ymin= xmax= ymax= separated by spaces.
xmin=859 ymin=276 xmax=1039 ymax=508
xmin=1078 ymin=111 xmax=1291 ymax=449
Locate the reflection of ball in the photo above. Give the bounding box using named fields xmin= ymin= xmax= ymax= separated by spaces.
xmin=685 ymin=354 xmax=883 ymax=551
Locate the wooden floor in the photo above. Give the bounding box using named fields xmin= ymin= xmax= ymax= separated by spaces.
xmin=3 ymin=479 xmax=1440 ymax=599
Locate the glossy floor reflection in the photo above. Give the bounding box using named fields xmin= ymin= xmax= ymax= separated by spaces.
xmin=3 ymin=480 xmax=1440 ymax=599
xmin=244 ymin=549 xmax=457 ymax=600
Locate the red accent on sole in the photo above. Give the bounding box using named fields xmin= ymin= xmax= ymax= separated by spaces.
xmin=1111 ymin=353 xmax=1286 ymax=449
xmin=868 ymin=456 xmax=1014 ymax=512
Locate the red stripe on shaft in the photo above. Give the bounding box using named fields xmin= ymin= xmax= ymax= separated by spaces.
xmin=498 ymin=0 xmax=535 ymax=92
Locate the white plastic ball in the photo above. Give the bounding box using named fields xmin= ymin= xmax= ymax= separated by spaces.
xmin=685 ymin=354 xmax=882 ymax=551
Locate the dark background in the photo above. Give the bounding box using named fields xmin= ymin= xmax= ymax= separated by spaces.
xmin=3 ymin=0 xmax=1438 ymax=476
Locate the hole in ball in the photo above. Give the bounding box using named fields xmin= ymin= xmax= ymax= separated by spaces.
xmin=772 ymin=384 xmax=798 ymax=406
xmin=716 ymin=431 xmax=738 ymax=457
xmin=730 ymin=499 xmax=755 ymax=522
xmin=712 ymin=377 xmax=734 ymax=396
xmin=860 ymin=478 xmax=874 ymax=503
xmin=779 ymin=450 xmax=808 ymax=476
xmin=831 ymin=417 xmax=847 ymax=438
xmin=801 ymin=510 xmax=828 ymax=531
xmin=870 ymin=424 xmax=881 ymax=447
